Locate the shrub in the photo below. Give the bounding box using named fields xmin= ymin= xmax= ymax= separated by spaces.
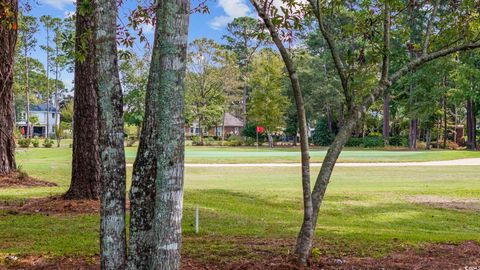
xmin=345 ymin=137 xmax=363 ymax=147
xmin=389 ymin=135 xmax=408 ymax=147
xmin=244 ymin=137 xmax=256 ymax=146
xmin=18 ymin=138 xmax=31 ymax=148
xmin=362 ymin=134 xmax=384 ymax=148
xmin=191 ymin=136 xmax=202 ymax=146
xmin=32 ymin=138 xmax=40 ymax=148
xmin=417 ymin=141 xmax=427 ymax=150
xmin=227 ymin=135 xmax=243 ymax=146
xmin=311 ymin=118 xmax=335 ymax=146
xmin=43 ymin=138 xmax=54 ymax=148
xmin=346 ymin=134 xmax=384 ymax=148
xmin=203 ymin=137 xmax=215 ymax=146
xmin=191 ymin=136 xmax=217 ymax=146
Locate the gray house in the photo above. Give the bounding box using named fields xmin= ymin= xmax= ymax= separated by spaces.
xmin=17 ymin=103 xmax=60 ymax=137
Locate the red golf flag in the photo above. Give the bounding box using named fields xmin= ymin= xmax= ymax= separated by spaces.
xmin=256 ymin=126 xmax=264 ymax=133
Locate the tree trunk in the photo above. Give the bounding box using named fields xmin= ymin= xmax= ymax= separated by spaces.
xmin=339 ymin=104 xmax=345 ymax=128
xmin=55 ymin=41 xmax=60 ymax=146
xmin=466 ymin=100 xmax=477 ymax=150
xmin=128 ymin=1 xmax=189 ymax=269
xmin=436 ymin=118 xmax=441 ymax=149
xmin=94 ymin=0 xmax=127 ymax=268
xmin=64 ymin=1 xmax=101 ymax=200
xmin=242 ymin=82 xmax=248 ymax=126
xmin=383 ymin=91 xmax=390 ymax=146
xmin=45 ymin=24 xmax=50 ymax=138
xmin=453 ymin=105 xmax=457 ymax=144
xmin=0 ymin=0 xmax=18 ymax=175
xmin=326 ymin=105 xmax=333 ymax=133
xmin=425 ymin=129 xmax=431 ymax=150
xmin=295 ymin=114 xmax=357 ymax=258
xmin=409 ymin=119 xmax=417 ymax=150
xmin=198 ymin=117 xmax=203 ymax=145
xmin=24 ymin=37 xmax=31 ymax=138
xmin=221 ymin=111 xmax=226 ymax=145
xmin=266 ymin=133 xmax=272 ymax=148
xmin=443 ymin=96 xmax=447 ymax=149
xmin=249 ymin=1 xmax=313 ymax=264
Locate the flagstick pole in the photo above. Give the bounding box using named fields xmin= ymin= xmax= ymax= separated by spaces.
xmin=256 ymin=128 xmax=259 ymax=152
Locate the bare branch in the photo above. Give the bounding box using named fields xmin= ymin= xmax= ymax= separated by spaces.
xmin=422 ymin=0 xmax=440 ymax=55
xmin=307 ymin=0 xmax=349 ymax=101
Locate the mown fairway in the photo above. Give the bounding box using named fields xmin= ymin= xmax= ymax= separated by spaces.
xmin=1 ymin=146 xmax=480 ymax=262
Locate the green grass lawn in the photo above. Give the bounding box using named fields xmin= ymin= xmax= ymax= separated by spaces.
xmin=1 ymin=147 xmax=480 ymax=262
xmin=14 ymin=143 xmax=480 ymax=166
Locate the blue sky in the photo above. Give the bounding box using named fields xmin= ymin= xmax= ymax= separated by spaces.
xmin=26 ymin=0 xmax=258 ymax=91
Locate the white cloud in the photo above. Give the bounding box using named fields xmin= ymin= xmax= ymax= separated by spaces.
xmin=41 ymin=0 xmax=74 ymax=10
xmin=209 ymin=16 xmax=232 ymax=30
xmin=219 ymin=0 xmax=250 ymax=18
xmin=209 ymin=0 xmax=252 ymax=30
xmin=140 ymin=23 xmax=154 ymax=35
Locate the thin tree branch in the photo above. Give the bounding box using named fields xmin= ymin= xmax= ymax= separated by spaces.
xmin=390 ymin=41 xmax=480 ymax=84
xmin=307 ymin=0 xmax=349 ymax=100
xmin=422 ymin=0 xmax=440 ymax=56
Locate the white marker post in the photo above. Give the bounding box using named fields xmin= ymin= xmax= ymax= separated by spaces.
xmin=195 ymin=204 xmax=199 ymax=235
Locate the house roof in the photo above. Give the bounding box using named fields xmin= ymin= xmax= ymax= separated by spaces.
xmin=223 ymin=113 xmax=243 ymax=127
xmin=30 ymin=103 xmax=58 ymax=113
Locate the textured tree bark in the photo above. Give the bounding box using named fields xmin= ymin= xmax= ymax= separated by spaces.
xmin=64 ymin=1 xmax=101 ymax=200
xmin=466 ymin=100 xmax=477 ymax=150
xmin=409 ymin=119 xmax=418 ymax=150
xmin=0 ymin=0 xmax=18 ymax=176
xmin=383 ymin=91 xmax=390 ymax=146
xmin=128 ymin=1 xmax=190 ymax=269
xmin=93 ymin=0 xmax=127 ymax=268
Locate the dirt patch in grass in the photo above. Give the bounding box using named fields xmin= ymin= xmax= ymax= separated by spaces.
xmin=408 ymin=195 xmax=480 ymax=212
xmin=0 ymin=197 xmax=133 ymax=215
xmin=0 ymin=173 xmax=57 ymax=188
xmin=0 ymin=197 xmax=100 ymax=215
xmin=1 ymin=255 xmax=99 ymax=270
xmin=3 ymin=240 xmax=480 ymax=269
